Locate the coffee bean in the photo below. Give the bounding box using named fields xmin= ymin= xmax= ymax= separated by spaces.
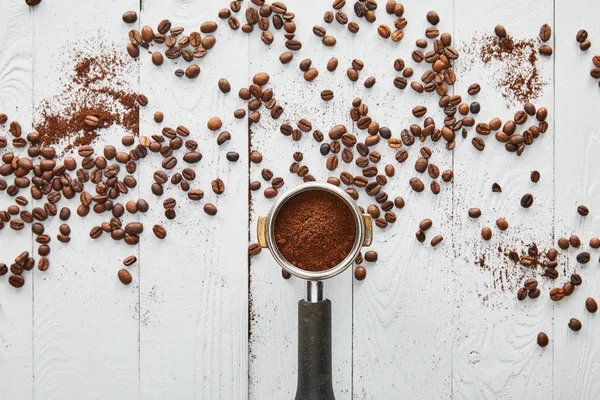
xmin=590 ymin=238 xmax=600 ymax=249
xmin=468 ymin=208 xmax=481 ymax=218
xmin=495 ymin=25 xmax=507 ymax=38
xmin=539 ymin=24 xmax=552 ymax=42
xmin=250 ymin=151 xmax=263 ymax=164
xmin=409 ymin=177 xmax=424 ymax=192
xmin=537 ymin=332 xmax=549 ymax=347
xmin=321 ymin=90 xmax=334 ymax=101
xmin=558 ymin=237 xmax=569 ymax=250
xmin=529 ymin=170 xmax=541 ymax=183
xmin=9 ymin=274 xmax=25 ymax=288
xmin=481 ymin=227 xmax=492 ymax=240
xmin=586 ymin=297 xmax=598 ymax=313
xmin=520 ymin=193 xmax=534 ymax=208
xmin=544 ymin=267 xmax=558 ymax=279
xmin=431 ymin=235 xmax=443 ymax=247
xmin=539 ymin=45 xmax=553 ymax=56
xmin=185 ymin=64 xmax=200 ymax=79
xmin=569 ymin=273 xmax=582 ymax=286
xmin=568 ymin=318 xmax=582 ymax=332
xmin=496 ymin=218 xmax=508 ymax=231
xmin=204 ymin=203 xmax=218 ymax=216
xmin=354 ymin=266 xmax=366 ymax=281
xmin=570 ymin=235 xmax=581 ymax=247
xmin=183 ymin=151 xmax=202 ymax=163
xmin=246 ymin=243 xmax=262 ymax=257
xmin=576 ymin=29 xmax=588 ymax=43
xmin=122 ymin=10 xmax=137 ymax=23
xmin=118 ymin=269 xmax=132 ymax=285
xmin=517 ymin=287 xmax=528 ymax=301
xmin=576 ymin=252 xmax=590 ymax=264
xmin=549 ymin=288 xmax=565 ymax=302
xmin=577 ymin=205 xmax=589 ymax=216
xmin=472 ymin=137 xmax=485 ymax=151
xmin=580 ymin=40 xmax=591 ymax=51
xmin=528 ymin=287 xmax=540 ymax=298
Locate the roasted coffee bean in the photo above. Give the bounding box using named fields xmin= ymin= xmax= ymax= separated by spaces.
xmin=9 ymin=274 xmax=25 ymax=288
xmin=570 ymin=273 xmax=582 ymax=286
xmin=520 ymin=193 xmax=534 ymax=208
xmin=544 ymin=267 xmax=558 ymax=279
xmin=576 ymin=252 xmax=590 ymax=264
xmin=430 ymin=235 xmax=443 ymax=247
xmin=570 ymin=235 xmax=581 ymax=247
xmin=537 ymin=332 xmax=549 ymax=347
xmin=183 ymin=151 xmax=202 ymax=163
xmin=481 ymin=227 xmax=492 ymax=240
xmin=409 ymin=177 xmax=424 ymax=192
xmin=517 ymin=288 xmax=528 ymax=301
xmin=472 ymin=137 xmax=485 ymax=151
xmin=586 ymin=298 xmax=598 ymax=313
xmin=568 ymin=318 xmax=582 ymax=332
xmin=118 ymin=269 xmax=132 ymax=285
xmin=468 ymin=208 xmax=481 ymax=218
xmin=558 ymin=237 xmax=569 ymax=250
xmin=590 ymin=238 xmax=600 ymax=249
xmin=577 ymin=205 xmax=589 ymax=216
xmin=204 ymin=203 xmax=217 ymax=216
xmin=550 ymin=287 xmax=565 ymax=301
xmin=563 ymin=281 xmax=575 ymax=297
xmin=494 ymin=25 xmax=507 ymax=38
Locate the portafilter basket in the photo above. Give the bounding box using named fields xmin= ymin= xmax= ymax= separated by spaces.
xmin=257 ymin=182 xmax=373 ymax=400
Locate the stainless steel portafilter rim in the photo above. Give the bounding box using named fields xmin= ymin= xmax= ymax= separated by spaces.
xmin=257 ymin=182 xmax=372 ymax=281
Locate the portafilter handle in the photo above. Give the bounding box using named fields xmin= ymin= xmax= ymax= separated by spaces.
xmin=295 ymin=281 xmax=335 ymax=400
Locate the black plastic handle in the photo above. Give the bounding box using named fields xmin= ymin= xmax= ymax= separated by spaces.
xmin=295 ymin=299 xmax=335 ymax=400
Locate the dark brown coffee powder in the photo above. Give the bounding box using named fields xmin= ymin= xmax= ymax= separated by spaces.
xmin=274 ymin=189 xmax=357 ymax=272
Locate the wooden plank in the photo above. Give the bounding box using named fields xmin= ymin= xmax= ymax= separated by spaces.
xmin=351 ymin=2 xmax=455 ymax=399
xmin=453 ymin=0 xmax=555 ymax=398
xmin=31 ymin=1 xmax=140 ymax=399
xmin=0 ymin=1 xmax=33 ymax=399
xmin=554 ymin=2 xmax=600 ymax=398
xmin=138 ymin=1 xmax=249 ymax=398
xmin=247 ymin=1 xmax=354 ymax=398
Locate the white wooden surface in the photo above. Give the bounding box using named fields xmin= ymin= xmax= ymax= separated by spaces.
xmin=0 ymin=1 xmax=599 ymax=399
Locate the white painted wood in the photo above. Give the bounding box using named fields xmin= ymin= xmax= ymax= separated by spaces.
xmin=0 ymin=1 xmax=33 ymax=399
xmin=31 ymin=1 xmax=140 ymax=399
xmin=138 ymin=1 xmax=249 ymax=399
xmin=1 ymin=1 xmax=599 ymax=398
xmin=555 ymin=1 xmax=600 ymax=398
xmin=453 ymin=1 xmax=555 ymax=399
xmin=351 ymin=2 xmax=455 ymax=399
xmin=247 ymin=1 xmax=354 ymax=398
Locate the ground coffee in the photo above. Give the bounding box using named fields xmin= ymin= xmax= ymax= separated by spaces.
xmin=273 ymin=189 xmax=357 ymax=272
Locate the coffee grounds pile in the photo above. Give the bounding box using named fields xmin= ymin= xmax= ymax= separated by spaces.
xmin=273 ymin=189 xmax=357 ymax=272
xmin=462 ymin=33 xmax=545 ymax=105
xmin=34 ymin=45 xmax=139 ymax=151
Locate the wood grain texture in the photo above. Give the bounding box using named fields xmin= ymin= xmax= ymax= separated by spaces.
xmin=247 ymin=1 xmax=353 ymax=398
xmin=554 ymin=1 xmax=600 ymax=398
xmin=31 ymin=1 xmax=140 ymax=399
xmin=1 ymin=1 xmax=600 ymax=399
xmin=351 ymin=1 xmax=455 ymax=399
xmin=0 ymin=1 xmax=33 ymax=399
xmin=453 ymin=1 xmax=555 ymax=399
xmin=138 ymin=1 xmax=249 ymax=399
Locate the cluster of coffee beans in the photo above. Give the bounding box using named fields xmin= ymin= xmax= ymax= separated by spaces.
xmin=472 ymin=102 xmax=549 ymax=155
xmin=0 ymin=251 xmax=42 ymax=288
xmin=222 ymin=0 xmax=300 ymax=49
xmin=0 ymin=89 xmax=240 ymax=287
xmin=576 ymin=29 xmax=592 ymax=51
xmin=538 ymin=24 xmax=553 ymax=56
xmin=123 ymin=11 xmax=217 ymax=79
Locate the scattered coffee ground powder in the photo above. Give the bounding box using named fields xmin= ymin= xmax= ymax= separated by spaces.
xmin=33 ymin=42 xmax=139 ymax=151
xmin=461 ymin=33 xmax=545 ymax=105
xmin=274 ymin=189 xmax=357 ymax=271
